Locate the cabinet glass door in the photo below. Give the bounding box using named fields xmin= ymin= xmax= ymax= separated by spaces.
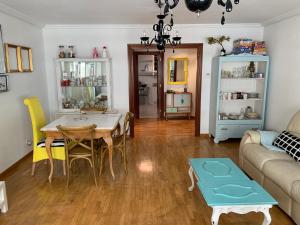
xmin=218 ymin=60 xmax=267 ymax=121
xmin=59 ymin=60 xmax=108 ymax=111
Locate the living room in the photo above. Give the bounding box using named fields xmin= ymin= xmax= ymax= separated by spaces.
xmin=0 ymin=0 xmax=300 ymax=225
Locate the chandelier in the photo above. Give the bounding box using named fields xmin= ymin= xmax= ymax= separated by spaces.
xmin=140 ymin=0 xmax=241 ymax=50
xmin=140 ymin=6 xmax=181 ymax=51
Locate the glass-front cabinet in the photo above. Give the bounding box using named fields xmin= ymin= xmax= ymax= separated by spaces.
xmin=56 ymin=58 xmax=112 ymax=113
xmin=209 ymin=55 xmax=269 ymax=143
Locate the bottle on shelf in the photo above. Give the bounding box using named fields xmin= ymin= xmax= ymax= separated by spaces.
xmin=92 ymin=47 xmax=99 ymax=58
xmin=101 ymin=46 xmax=108 ymax=58
xmin=68 ymin=45 xmax=76 ymax=58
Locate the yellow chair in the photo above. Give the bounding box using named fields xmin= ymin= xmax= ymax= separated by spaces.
xmin=24 ymin=97 xmax=66 ymax=176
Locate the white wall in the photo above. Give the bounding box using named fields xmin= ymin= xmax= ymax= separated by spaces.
xmin=43 ymin=24 xmax=263 ymax=133
xmin=164 ymin=48 xmax=197 ymax=116
xmin=264 ymin=15 xmax=300 ymax=131
xmin=0 ymin=13 xmax=48 ymax=173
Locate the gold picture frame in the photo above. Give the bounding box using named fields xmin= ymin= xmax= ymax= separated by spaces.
xmin=5 ymin=43 xmax=22 ymax=73
xmin=4 ymin=44 xmax=33 ymax=73
xmin=167 ymin=57 xmax=189 ymax=85
xmin=20 ymin=46 xmax=33 ymax=72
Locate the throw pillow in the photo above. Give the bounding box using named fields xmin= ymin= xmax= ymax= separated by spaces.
xmin=259 ymin=131 xmax=284 ymax=152
xmin=273 ymin=131 xmax=300 ymax=161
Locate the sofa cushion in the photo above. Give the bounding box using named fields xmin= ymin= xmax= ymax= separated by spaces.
xmin=273 ymin=131 xmax=300 ymax=161
xmin=263 ymin=160 xmax=300 ymax=195
xmin=243 ymin=144 xmax=292 ymax=170
xmin=292 ymin=180 xmax=300 ymax=203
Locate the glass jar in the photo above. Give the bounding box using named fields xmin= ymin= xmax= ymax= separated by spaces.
xmin=58 ymin=45 xmax=65 ymax=58
xmin=68 ymin=45 xmax=76 ymax=58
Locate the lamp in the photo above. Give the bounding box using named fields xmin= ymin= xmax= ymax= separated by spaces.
xmin=140 ymin=13 xmax=181 ymax=51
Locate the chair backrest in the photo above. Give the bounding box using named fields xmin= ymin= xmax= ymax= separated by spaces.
xmin=122 ymin=112 xmax=134 ymax=140
xmin=57 ymin=124 xmax=97 ymax=152
xmin=24 ymin=97 xmax=47 ymax=147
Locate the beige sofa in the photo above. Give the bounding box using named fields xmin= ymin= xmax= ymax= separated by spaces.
xmin=239 ymin=111 xmax=300 ymax=225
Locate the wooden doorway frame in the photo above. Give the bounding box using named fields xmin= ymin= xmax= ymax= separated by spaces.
xmin=128 ymin=43 xmax=203 ymax=136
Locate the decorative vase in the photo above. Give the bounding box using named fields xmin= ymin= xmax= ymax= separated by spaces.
xmin=220 ymin=48 xmax=226 ymax=56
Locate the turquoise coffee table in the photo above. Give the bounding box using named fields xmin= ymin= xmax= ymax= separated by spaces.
xmin=188 ymin=158 xmax=277 ymax=225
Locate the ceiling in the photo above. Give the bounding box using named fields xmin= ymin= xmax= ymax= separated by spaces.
xmin=0 ymin=0 xmax=300 ymax=25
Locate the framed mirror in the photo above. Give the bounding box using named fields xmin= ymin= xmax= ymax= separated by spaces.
xmin=20 ymin=46 xmax=33 ymax=72
xmin=5 ymin=43 xmax=21 ymax=73
xmin=0 ymin=25 xmax=5 ymax=74
xmin=168 ymin=57 xmax=188 ymax=85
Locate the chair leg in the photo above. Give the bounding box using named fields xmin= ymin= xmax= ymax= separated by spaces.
xmin=92 ymin=160 xmax=98 ymax=186
xmin=62 ymin=160 xmax=66 ymax=176
xmin=123 ymin=147 xmax=128 ymax=174
xmin=66 ymin=158 xmax=70 ymax=188
xmin=31 ymin=163 xmax=36 ymax=176
xmin=99 ymin=149 xmax=106 ymax=176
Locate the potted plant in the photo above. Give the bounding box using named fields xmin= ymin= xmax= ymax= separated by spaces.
xmin=207 ymin=36 xmax=230 ymax=56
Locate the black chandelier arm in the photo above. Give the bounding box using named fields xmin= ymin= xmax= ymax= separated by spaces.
xmin=153 ymin=23 xmax=161 ymax=32
xmin=163 ymin=24 xmax=173 ymax=33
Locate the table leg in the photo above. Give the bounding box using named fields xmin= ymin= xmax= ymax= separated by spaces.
xmin=0 ymin=181 xmax=8 ymax=213
xmin=45 ymin=137 xmax=54 ymax=183
xmin=262 ymin=208 xmax=271 ymax=225
xmin=188 ymin=166 xmax=195 ymax=191
xmin=211 ymin=208 xmax=221 ymax=225
xmin=103 ymin=136 xmax=115 ymax=180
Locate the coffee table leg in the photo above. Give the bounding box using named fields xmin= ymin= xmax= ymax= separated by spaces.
xmin=0 ymin=182 xmax=8 ymax=213
xmin=188 ymin=166 xmax=195 ymax=191
xmin=262 ymin=208 xmax=271 ymax=225
xmin=211 ymin=208 xmax=221 ymax=225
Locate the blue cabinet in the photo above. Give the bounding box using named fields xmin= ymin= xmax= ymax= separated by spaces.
xmin=209 ymin=55 xmax=269 ymax=143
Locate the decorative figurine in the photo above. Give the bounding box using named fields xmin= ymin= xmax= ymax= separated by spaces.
xmin=248 ymin=61 xmax=256 ymax=77
xmin=207 ymin=36 xmax=230 ymax=56
xmin=92 ymin=47 xmax=99 ymax=58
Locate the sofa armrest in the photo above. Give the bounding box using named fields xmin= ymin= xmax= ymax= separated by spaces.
xmin=239 ymin=130 xmax=261 ymax=168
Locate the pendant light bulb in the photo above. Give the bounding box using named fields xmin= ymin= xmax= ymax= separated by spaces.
xmin=234 ymin=0 xmax=239 ymax=4
xmin=197 ymin=10 xmax=201 ymax=17
xmin=225 ymin=0 xmax=233 ymax=12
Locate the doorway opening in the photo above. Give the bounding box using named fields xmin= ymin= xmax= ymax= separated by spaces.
xmin=128 ymin=44 xmax=203 ymax=137
xmin=137 ymin=53 xmax=161 ymax=118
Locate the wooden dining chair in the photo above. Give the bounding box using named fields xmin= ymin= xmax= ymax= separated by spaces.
xmin=24 ymin=97 xmax=66 ymax=176
xmin=57 ymin=124 xmax=98 ymax=187
xmin=99 ymin=112 xmax=134 ymax=175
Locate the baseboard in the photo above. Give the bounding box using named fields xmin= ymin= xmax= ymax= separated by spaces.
xmin=200 ymin=134 xmax=209 ymax=138
xmin=0 ymin=151 xmax=32 ymax=179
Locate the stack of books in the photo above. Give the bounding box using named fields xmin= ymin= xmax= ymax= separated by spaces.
xmin=253 ymin=41 xmax=267 ymax=55
xmin=233 ymin=39 xmax=253 ymax=55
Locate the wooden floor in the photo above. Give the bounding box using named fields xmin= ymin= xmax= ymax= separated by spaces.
xmin=0 ymin=119 xmax=295 ymax=225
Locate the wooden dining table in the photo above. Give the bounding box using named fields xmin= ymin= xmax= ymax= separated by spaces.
xmin=40 ymin=113 xmax=122 ymax=183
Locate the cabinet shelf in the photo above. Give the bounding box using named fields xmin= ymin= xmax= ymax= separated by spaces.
xmin=220 ymin=98 xmax=263 ymax=102
xmin=221 ymin=78 xmax=265 ymax=80
xmin=61 ymin=85 xmax=107 ymax=88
